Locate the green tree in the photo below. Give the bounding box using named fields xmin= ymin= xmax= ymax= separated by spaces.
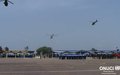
xmin=4 ymin=47 xmax=9 ymax=58
xmin=91 ymin=48 xmax=97 ymax=52
xmin=0 ymin=46 xmax=3 ymax=53
xmin=5 ymin=46 xmax=9 ymax=52
xmin=90 ymin=48 xmax=98 ymax=54
xmin=36 ymin=46 xmax=53 ymax=58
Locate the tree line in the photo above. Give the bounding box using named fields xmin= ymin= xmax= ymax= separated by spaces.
xmin=0 ymin=46 xmax=9 ymax=53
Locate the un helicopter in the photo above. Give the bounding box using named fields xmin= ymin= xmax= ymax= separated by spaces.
xmin=50 ymin=34 xmax=55 ymax=39
xmin=0 ymin=0 xmax=13 ymax=7
xmin=92 ymin=20 xmax=98 ymax=25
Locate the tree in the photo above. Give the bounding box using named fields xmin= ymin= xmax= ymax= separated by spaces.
xmin=5 ymin=46 xmax=9 ymax=52
xmin=0 ymin=46 xmax=3 ymax=53
xmin=91 ymin=48 xmax=97 ymax=52
xmin=90 ymin=48 xmax=98 ymax=54
xmin=36 ymin=46 xmax=53 ymax=58
xmin=4 ymin=46 xmax=9 ymax=58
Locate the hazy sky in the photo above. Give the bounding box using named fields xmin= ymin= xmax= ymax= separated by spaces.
xmin=0 ymin=0 xmax=120 ymax=50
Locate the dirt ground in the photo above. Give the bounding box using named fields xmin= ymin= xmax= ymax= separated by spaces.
xmin=0 ymin=58 xmax=120 ymax=75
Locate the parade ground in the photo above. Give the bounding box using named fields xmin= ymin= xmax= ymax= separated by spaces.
xmin=0 ymin=58 xmax=120 ymax=75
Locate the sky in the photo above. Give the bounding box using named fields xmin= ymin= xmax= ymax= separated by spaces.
xmin=0 ymin=0 xmax=120 ymax=50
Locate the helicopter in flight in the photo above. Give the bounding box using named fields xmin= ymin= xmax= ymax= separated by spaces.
xmin=50 ymin=34 xmax=55 ymax=39
xmin=92 ymin=20 xmax=98 ymax=25
xmin=0 ymin=0 xmax=13 ymax=7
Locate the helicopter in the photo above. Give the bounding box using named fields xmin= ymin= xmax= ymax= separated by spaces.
xmin=92 ymin=20 xmax=98 ymax=25
xmin=0 ymin=0 xmax=13 ymax=6
xmin=50 ymin=34 xmax=55 ymax=39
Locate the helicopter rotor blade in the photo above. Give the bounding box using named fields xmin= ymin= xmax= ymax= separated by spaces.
xmin=8 ymin=1 xmax=14 ymax=4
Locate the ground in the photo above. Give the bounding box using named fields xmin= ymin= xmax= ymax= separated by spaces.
xmin=0 ymin=58 xmax=120 ymax=75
